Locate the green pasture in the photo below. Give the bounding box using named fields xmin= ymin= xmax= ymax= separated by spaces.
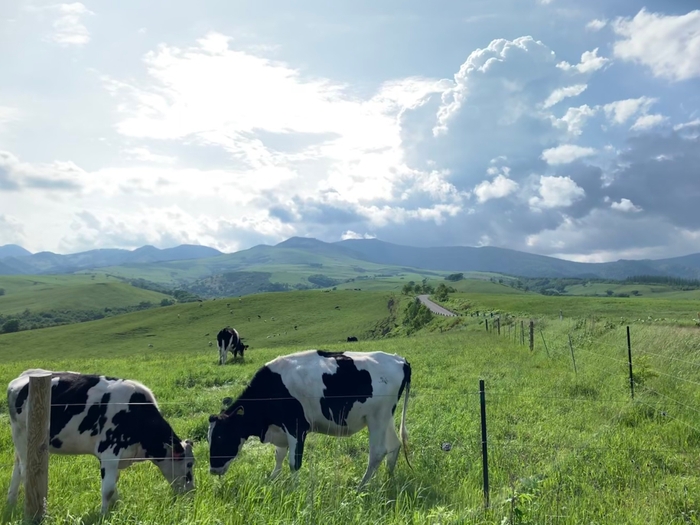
xmin=0 ymin=288 xmax=700 ymax=523
xmin=0 ymin=275 xmax=170 ymax=316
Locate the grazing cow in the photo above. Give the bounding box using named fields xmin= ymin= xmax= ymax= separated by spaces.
xmin=207 ymin=350 xmax=411 ymax=488
xmin=216 ymin=327 xmax=248 ymax=364
xmin=6 ymin=369 xmax=195 ymax=514
xmin=347 ymin=336 xmax=358 ymax=342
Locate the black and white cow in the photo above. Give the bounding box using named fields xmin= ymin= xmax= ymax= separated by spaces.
xmin=6 ymin=369 xmax=195 ymax=514
xmin=208 ymin=350 xmax=411 ymax=488
xmin=216 ymin=327 xmax=248 ymax=365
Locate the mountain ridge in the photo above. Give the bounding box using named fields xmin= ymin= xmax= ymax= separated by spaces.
xmin=1 ymin=237 xmax=699 ymax=280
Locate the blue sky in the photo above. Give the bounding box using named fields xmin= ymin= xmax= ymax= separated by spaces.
xmin=0 ymin=0 xmax=699 ymax=261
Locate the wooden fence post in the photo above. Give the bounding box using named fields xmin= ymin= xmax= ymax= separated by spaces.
xmin=529 ymin=320 xmax=534 ymax=351
xmin=496 ymin=317 xmax=501 ymax=336
xmin=25 ymin=373 xmax=52 ymax=524
xmin=485 ymin=319 xmax=489 ymax=332
xmin=520 ymin=321 xmax=525 ymax=346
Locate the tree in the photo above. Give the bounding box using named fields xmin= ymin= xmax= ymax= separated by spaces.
xmin=606 ymin=290 xmax=614 ymax=296
xmin=403 ymin=298 xmax=433 ymax=334
xmin=0 ymin=288 xmax=4 ymax=296
xmin=445 ymin=273 xmax=464 ymax=282
xmin=433 ymin=283 xmax=449 ymax=302
xmin=401 ymin=283 xmax=414 ymax=295
xmin=2 ymin=319 xmax=20 ymax=333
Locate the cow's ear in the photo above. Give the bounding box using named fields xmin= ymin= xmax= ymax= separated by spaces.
xmin=234 ymin=406 xmax=244 ymax=416
xmin=208 ymin=414 xmax=218 ymax=423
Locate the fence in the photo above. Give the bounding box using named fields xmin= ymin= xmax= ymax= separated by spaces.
xmin=5 ymin=317 xmax=700 ymax=522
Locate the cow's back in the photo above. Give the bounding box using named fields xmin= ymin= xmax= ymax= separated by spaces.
xmin=7 ymin=370 xmax=156 ymax=456
xmin=266 ymin=350 xmax=408 ymax=436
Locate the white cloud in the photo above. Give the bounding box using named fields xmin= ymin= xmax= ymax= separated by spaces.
xmin=612 ymin=8 xmax=700 ymax=81
xmin=602 ymin=96 xmax=656 ymax=125
xmin=123 ymin=147 xmax=177 ymax=164
xmin=552 ymin=104 xmax=597 ymax=136
xmin=433 ymin=36 xmax=558 ymax=135
xmin=630 ymin=113 xmax=668 ymax=131
xmin=529 ymin=175 xmax=585 ymax=209
xmin=340 ymin=230 xmax=376 ymax=240
xmin=474 ymin=174 xmax=519 ymax=203
xmin=542 ymin=84 xmax=587 ymax=109
xmin=106 ymin=32 xmax=452 ymax=211
xmin=557 ymin=48 xmax=610 ymax=73
xmin=541 ymin=144 xmax=596 ymax=165
xmin=50 ymin=3 xmax=92 ymax=46
xmin=673 ymin=119 xmax=700 ymax=131
xmin=611 ymin=198 xmax=642 ymax=212
xmin=586 ymin=19 xmax=607 ymax=31
xmin=0 ymin=214 xmax=25 ymax=245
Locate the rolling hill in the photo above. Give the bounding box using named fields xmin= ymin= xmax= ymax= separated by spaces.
xmin=3 ymin=237 xmax=700 ymax=285
xmin=0 ymin=244 xmax=222 ymax=275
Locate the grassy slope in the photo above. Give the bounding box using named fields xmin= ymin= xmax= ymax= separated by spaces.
xmin=0 ymin=275 xmax=170 ymax=315
xmin=1 ymin=290 xmax=700 ymax=523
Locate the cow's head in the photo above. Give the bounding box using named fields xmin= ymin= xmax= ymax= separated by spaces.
xmin=157 ymin=439 xmax=195 ymax=494
xmin=208 ymin=404 xmax=250 ymax=476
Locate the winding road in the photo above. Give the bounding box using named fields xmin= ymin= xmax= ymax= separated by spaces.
xmin=417 ymin=294 xmax=457 ymax=317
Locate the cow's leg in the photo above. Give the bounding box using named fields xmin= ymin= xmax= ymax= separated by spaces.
xmin=385 ymin=423 xmax=402 ymax=476
xmin=271 ymin=446 xmax=287 ymax=479
xmin=358 ymin=417 xmax=389 ymax=489
xmin=286 ymin=431 xmax=307 ymax=472
xmin=7 ymin=449 xmax=23 ymax=504
xmin=100 ymin=460 xmax=120 ymax=514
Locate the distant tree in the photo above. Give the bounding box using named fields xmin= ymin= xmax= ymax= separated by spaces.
xmin=2 ymin=320 xmax=20 ymax=333
xmin=403 ymin=298 xmax=433 ymax=334
xmin=606 ymin=290 xmax=614 ymax=296
xmin=0 ymin=288 xmax=4 ymax=296
xmin=445 ymin=273 xmax=464 ymax=282
xmin=631 ymin=290 xmax=640 ymax=296
xmin=401 ymin=283 xmax=414 ymax=295
xmin=160 ymin=298 xmax=175 ymax=307
xmin=433 ymin=283 xmax=449 ymax=302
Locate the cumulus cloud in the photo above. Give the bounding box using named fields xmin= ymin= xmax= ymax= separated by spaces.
xmin=341 ymin=230 xmax=377 ymax=240
xmin=552 ymin=105 xmax=597 ymax=136
xmin=529 ymin=175 xmax=586 ymax=209
xmin=630 ymin=114 xmax=668 ymax=131
xmin=612 ymin=8 xmax=700 ymax=81
xmin=542 ymin=84 xmax=587 ymax=108
xmin=433 ymin=36 xmax=558 ymax=136
xmin=49 ymin=3 xmax=92 ymax=46
xmin=541 ymin=144 xmax=596 ymax=165
xmin=474 ymin=174 xmax=519 ymax=203
xmin=557 ymin=48 xmax=610 ymax=74
xmin=602 ymin=96 xmax=656 ymax=125
xmin=0 ymin=150 xmax=85 ymax=191
xmin=611 ymin=198 xmax=642 ymax=212
xmin=586 ymin=19 xmax=607 ymax=31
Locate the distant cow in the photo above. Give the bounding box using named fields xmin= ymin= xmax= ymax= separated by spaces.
xmin=7 ymin=369 xmax=195 ymax=514
xmin=216 ymin=327 xmax=248 ymax=365
xmin=208 ymin=350 xmax=411 ymax=488
xmin=347 ymin=336 xmax=358 ymax=342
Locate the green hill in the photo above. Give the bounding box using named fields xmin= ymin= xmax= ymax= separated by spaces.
xmin=0 ymin=274 xmax=171 ymax=316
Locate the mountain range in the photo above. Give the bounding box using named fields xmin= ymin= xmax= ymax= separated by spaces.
xmin=2 ymin=238 xmax=700 ymax=281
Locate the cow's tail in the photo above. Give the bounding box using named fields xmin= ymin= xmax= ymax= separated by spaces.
xmin=399 ymin=361 xmax=412 ymax=470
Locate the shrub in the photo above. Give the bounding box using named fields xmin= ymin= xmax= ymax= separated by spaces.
xmin=2 ymin=319 xmax=20 ymax=333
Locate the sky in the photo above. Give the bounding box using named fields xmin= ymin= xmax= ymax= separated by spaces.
xmin=0 ymin=0 xmax=699 ymax=262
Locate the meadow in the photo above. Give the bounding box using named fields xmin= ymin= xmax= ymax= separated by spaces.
xmin=0 ymin=285 xmax=699 ymax=524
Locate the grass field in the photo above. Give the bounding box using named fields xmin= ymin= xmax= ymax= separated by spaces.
xmin=1 ymin=288 xmax=700 ymax=524
xmin=0 ymin=275 xmax=170 ymax=316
